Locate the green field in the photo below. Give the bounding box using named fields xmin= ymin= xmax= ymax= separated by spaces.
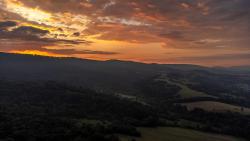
xmin=176 ymin=83 xmax=210 ymax=98
xmin=156 ymin=76 xmax=212 ymax=98
xmin=120 ymin=127 xmax=245 ymax=141
xmin=183 ymin=101 xmax=250 ymax=114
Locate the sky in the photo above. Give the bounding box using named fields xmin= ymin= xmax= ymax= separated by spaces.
xmin=0 ymin=0 xmax=249 ymax=66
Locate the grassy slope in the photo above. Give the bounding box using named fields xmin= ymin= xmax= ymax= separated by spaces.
xmin=183 ymin=101 xmax=250 ymax=114
xmin=121 ymin=127 xmax=245 ymax=141
xmin=156 ymin=76 xmax=211 ymax=98
xmin=177 ymin=84 xmax=210 ymax=98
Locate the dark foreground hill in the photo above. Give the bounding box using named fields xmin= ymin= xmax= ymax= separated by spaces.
xmin=0 ymin=52 xmax=250 ymax=141
xmin=0 ymin=52 xmax=203 ymax=91
xmin=0 ymin=52 xmax=249 ymax=97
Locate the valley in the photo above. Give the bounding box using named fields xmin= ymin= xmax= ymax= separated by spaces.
xmin=0 ymin=53 xmax=250 ymax=141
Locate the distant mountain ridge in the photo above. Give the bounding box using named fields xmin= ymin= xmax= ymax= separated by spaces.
xmin=0 ymin=52 xmax=211 ymax=69
xmin=0 ymin=52 xmax=249 ymax=96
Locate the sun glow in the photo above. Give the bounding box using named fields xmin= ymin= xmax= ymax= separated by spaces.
xmin=2 ymin=0 xmax=91 ymax=39
xmin=4 ymin=0 xmax=51 ymax=24
xmin=10 ymin=50 xmax=65 ymax=57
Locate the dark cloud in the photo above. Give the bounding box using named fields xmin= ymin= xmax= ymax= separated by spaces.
xmin=0 ymin=25 xmax=48 ymax=41
xmin=46 ymin=49 xmax=119 ymax=55
xmin=178 ymin=53 xmax=250 ymax=61
xmin=0 ymin=21 xmax=17 ymax=30
xmin=0 ymin=25 xmax=51 ymax=44
xmin=159 ymin=31 xmax=185 ymax=40
xmin=0 ymin=39 xmax=118 ymax=56
xmin=0 ymin=22 xmax=90 ymax=45
xmin=12 ymin=26 xmax=49 ymax=36
xmin=73 ymin=32 xmax=80 ymax=37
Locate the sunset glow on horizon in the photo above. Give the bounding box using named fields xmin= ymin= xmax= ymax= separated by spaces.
xmin=0 ymin=0 xmax=249 ymax=66
xmin=10 ymin=50 xmax=66 ymax=57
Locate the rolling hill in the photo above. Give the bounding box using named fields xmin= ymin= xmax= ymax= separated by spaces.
xmin=1 ymin=52 xmax=250 ymax=141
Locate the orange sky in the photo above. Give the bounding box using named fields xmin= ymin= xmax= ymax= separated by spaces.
xmin=0 ymin=0 xmax=249 ymax=66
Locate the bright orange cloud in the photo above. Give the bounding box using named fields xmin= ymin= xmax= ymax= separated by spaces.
xmin=0 ymin=0 xmax=249 ymax=66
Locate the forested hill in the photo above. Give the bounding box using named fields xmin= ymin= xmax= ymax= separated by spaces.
xmin=0 ymin=52 xmax=250 ymax=141
xmin=0 ymin=52 xmax=207 ymax=92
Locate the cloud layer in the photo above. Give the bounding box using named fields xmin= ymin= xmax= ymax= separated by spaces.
xmin=0 ymin=0 xmax=249 ymax=66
